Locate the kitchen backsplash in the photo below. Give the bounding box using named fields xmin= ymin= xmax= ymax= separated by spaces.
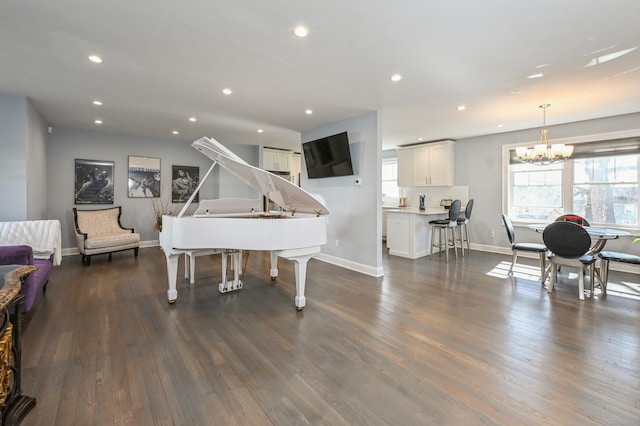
xmin=385 ymin=186 xmax=470 ymax=208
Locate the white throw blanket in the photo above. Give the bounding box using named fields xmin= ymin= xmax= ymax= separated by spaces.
xmin=0 ymin=220 xmax=62 ymax=265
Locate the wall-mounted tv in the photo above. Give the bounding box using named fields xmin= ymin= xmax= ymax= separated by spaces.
xmin=302 ymin=131 xmax=354 ymax=179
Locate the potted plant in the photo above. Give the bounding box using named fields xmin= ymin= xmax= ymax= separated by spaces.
xmin=151 ymin=187 xmax=179 ymax=231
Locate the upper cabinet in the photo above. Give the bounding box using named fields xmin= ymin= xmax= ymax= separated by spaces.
xmin=263 ymin=148 xmax=291 ymax=172
xmin=397 ymin=140 xmax=455 ymax=187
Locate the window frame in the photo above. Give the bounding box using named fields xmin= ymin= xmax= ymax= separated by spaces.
xmin=382 ymin=157 xmax=399 ymax=205
xmin=502 ymin=129 xmax=640 ymax=230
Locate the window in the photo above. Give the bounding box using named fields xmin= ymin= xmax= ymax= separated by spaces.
xmin=572 ymin=156 xmax=638 ymax=225
xmin=510 ymin=162 xmax=563 ymax=221
xmin=505 ymin=133 xmax=640 ymax=227
xmin=382 ymin=158 xmax=399 ymax=203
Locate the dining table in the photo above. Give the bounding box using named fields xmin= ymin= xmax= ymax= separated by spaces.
xmin=527 ymin=223 xmax=630 ymax=293
xmin=527 ymin=223 xmax=630 ymax=254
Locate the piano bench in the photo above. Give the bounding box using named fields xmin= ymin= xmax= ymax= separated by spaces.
xmin=184 ymin=250 xmax=223 ymax=284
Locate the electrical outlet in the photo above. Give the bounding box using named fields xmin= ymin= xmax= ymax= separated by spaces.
xmin=489 ymin=230 xmax=495 ymax=238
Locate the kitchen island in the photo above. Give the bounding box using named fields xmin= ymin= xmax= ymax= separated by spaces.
xmin=386 ymin=208 xmax=449 ymax=259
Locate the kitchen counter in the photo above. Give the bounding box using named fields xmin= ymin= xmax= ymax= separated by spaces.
xmin=386 ymin=209 xmax=449 ymax=259
xmin=384 ymin=207 xmax=449 ymax=215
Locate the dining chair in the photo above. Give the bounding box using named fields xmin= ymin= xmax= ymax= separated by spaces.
xmin=501 ymin=214 xmax=548 ymax=280
xmin=555 ymin=214 xmax=590 ymax=226
xmin=429 ymin=199 xmax=461 ymax=263
xmin=542 ymin=221 xmax=598 ymax=300
xmin=456 ymin=199 xmax=474 ymax=255
xmin=597 ymin=251 xmax=640 ymax=296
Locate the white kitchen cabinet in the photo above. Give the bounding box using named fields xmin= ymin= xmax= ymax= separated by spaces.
xmin=263 ymin=148 xmax=290 ymax=172
xmin=386 ymin=210 xmax=447 ymax=259
xmin=397 ymin=140 xmax=455 ymax=187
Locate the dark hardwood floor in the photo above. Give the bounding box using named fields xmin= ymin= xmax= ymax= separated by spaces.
xmin=19 ymin=247 xmax=640 ymax=425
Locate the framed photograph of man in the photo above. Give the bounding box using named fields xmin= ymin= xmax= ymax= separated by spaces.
xmin=128 ymin=156 xmax=161 ymax=198
xmin=74 ymin=159 xmax=115 ymax=204
xmin=171 ymin=165 xmax=199 ymax=203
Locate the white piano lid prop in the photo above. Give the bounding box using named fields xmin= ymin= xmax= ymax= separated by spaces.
xmin=192 ymin=137 xmax=329 ymax=216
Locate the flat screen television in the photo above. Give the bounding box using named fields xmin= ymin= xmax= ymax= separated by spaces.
xmin=302 ymin=132 xmax=354 ymax=179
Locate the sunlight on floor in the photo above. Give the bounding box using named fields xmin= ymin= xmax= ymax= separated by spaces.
xmin=607 ymin=280 xmax=640 ymax=300
xmin=487 ymin=261 xmax=541 ymax=280
xmin=487 ymin=261 xmax=640 ymax=300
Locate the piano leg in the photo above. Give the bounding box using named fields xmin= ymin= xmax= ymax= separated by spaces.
xmin=275 ymin=247 xmax=320 ymax=310
xmin=165 ymin=253 xmax=179 ymax=303
xmin=292 ymin=257 xmax=310 ymax=310
xmin=269 ymin=251 xmax=278 ymax=280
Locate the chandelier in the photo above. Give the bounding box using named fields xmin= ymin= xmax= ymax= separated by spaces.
xmin=515 ymin=104 xmax=573 ymax=164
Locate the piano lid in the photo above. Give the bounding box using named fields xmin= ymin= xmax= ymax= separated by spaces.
xmin=193 ymin=137 xmax=329 ymax=216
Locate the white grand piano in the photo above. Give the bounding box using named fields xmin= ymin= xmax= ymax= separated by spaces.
xmin=159 ymin=137 xmax=329 ymax=310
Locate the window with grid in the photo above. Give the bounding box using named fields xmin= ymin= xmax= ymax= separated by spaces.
xmin=505 ymin=135 xmax=640 ymax=227
xmin=572 ymin=156 xmax=639 ymax=226
xmin=382 ymin=158 xmax=399 ymax=203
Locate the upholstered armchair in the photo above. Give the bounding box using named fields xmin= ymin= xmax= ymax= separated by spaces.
xmin=73 ymin=206 xmax=140 ymax=265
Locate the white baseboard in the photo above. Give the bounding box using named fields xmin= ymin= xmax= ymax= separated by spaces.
xmin=314 ymin=253 xmax=384 ymax=277
xmin=60 ymin=240 xmax=639 ymax=276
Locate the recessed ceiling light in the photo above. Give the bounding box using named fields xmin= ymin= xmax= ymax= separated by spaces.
xmin=527 ymin=73 xmax=544 ymax=79
xmin=257 ymin=129 xmax=264 ymax=133
xmin=457 ymin=105 xmax=466 ymax=111
xmin=510 ymin=91 xmax=524 ymax=95
xmin=293 ymin=26 xmax=309 ymax=38
xmin=172 ymin=130 xmax=179 ymax=135
xmin=497 ymin=124 xmax=504 ymax=128
xmin=390 ymin=74 xmax=403 ymax=82
xmin=92 ymin=100 xmax=102 ymax=106
xmin=305 ymin=109 xmax=313 ymax=115
xmin=189 ymin=117 xmax=197 ymax=122
xmin=222 ymin=88 xmax=232 ymax=95
xmin=94 ymin=119 xmax=103 ymax=125
xmin=418 ymin=137 xmax=424 ymax=141
xmin=88 ymin=55 xmax=103 ymax=64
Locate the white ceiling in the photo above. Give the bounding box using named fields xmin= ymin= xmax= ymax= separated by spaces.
xmin=2 ymin=1 xmax=640 ymax=151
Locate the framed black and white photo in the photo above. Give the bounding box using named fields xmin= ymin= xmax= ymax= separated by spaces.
xmin=171 ymin=165 xmax=199 ymax=203
xmin=74 ymin=159 xmax=115 ymax=204
xmin=128 ymin=156 xmax=161 ymax=198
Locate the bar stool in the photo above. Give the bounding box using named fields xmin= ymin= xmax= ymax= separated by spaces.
xmin=429 ymin=199 xmax=461 ymax=263
xmin=456 ymin=199 xmax=474 ymax=255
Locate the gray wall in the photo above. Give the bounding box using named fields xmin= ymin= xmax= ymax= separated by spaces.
xmin=454 ymin=111 xmax=640 ymax=255
xmin=302 ymin=111 xmax=383 ymax=276
xmin=4 ymin=89 xmax=640 ymax=269
xmin=46 ymin=127 xmax=260 ymax=249
xmin=26 ymin=99 xmax=48 ymax=220
xmin=0 ymin=93 xmax=48 ymax=221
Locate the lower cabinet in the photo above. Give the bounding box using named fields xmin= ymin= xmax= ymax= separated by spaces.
xmin=387 ymin=211 xmax=446 ymax=259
